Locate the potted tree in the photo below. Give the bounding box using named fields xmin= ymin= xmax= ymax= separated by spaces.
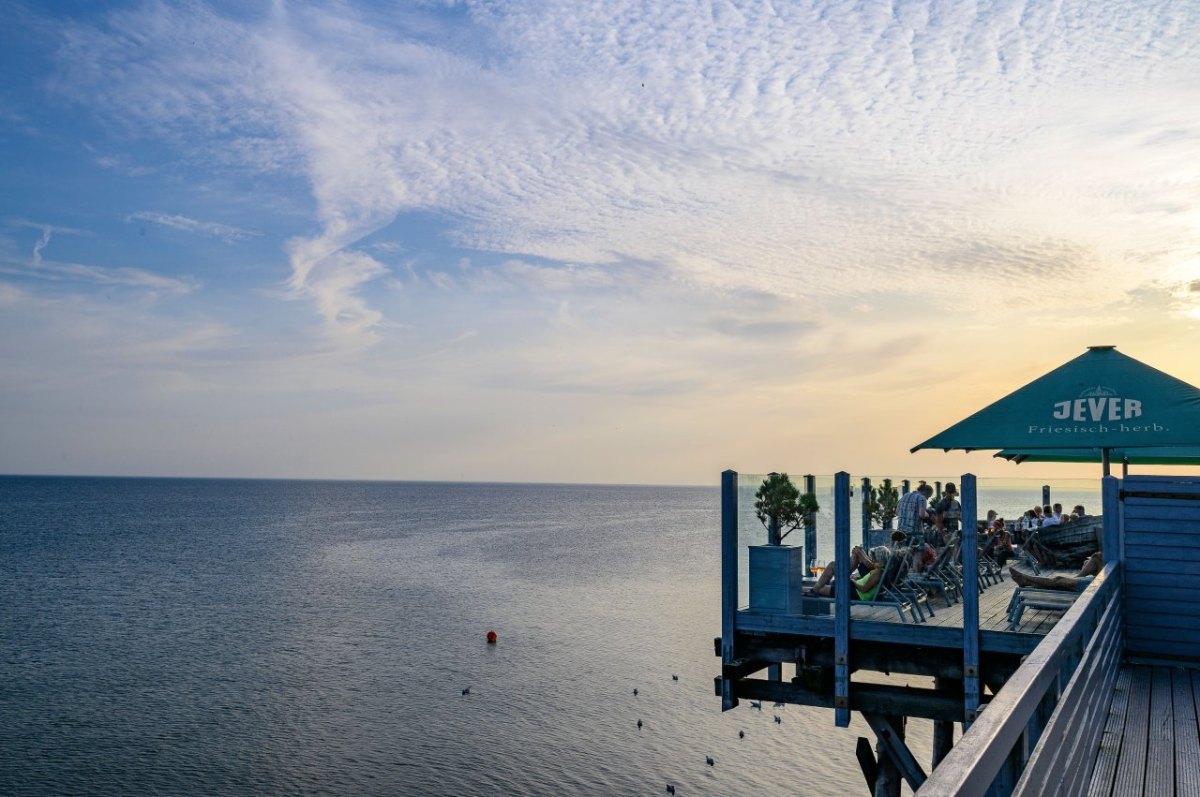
xmin=868 ymin=478 xmax=899 ymax=530
xmin=748 ymin=473 xmax=821 ymax=612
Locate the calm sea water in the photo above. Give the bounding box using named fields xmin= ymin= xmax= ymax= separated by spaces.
xmin=1 ymin=476 xmax=915 ymax=797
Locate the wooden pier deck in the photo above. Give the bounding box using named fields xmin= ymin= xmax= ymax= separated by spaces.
xmin=735 ymin=569 xmax=1075 ymax=658
xmin=721 ymin=473 xmax=1200 ymax=796
xmin=1087 ymin=665 xmax=1200 ymax=797
xmin=847 ymin=572 xmax=1074 ymax=637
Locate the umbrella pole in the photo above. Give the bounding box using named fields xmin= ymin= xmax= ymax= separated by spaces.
xmin=1101 ymin=448 xmax=1111 ymax=477
xmin=1122 ymin=457 xmax=1129 ymax=478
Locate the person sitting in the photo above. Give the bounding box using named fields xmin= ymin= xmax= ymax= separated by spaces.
xmin=1070 ymin=504 xmax=1086 ymax=521
xmin=806 ymin=545 xmax=885 ymax=600
xmin=911 ymin=537 xmax=937 ymax=573
xmin=990 ymin=521 xmax=1014 ymax=567
xmin=1039 ymin=505 xmax=1060 ymax=527
xmin=1010 ymin=551 xmax=1104 ymax=591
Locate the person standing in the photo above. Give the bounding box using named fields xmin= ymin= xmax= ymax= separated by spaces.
xmin=930 ymin=483 xmax=960 ymax=548
xmin=897 ymin=483 xmax=933 ymax=535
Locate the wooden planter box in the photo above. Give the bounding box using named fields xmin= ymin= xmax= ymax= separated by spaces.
xmin=748 ymin=544 xmax=806 ymax=613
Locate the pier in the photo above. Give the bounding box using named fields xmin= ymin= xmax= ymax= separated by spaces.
xmin=716 ymin=472 xmax=1200 ymax=796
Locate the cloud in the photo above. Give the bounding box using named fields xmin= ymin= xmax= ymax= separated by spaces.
xmin=45 ymin=1 xmax=1200 ymax=343
xmin=126 ymin=211 xmax=258 ymax=243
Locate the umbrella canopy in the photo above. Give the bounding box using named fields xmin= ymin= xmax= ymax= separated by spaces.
xmin=994 ymin=446 xmax=1200 ymax=465
xmin=911 ymin=346 xmax=1200 ymax=453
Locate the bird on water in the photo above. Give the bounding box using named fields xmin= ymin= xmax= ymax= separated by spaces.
xmin=461 ymin=687 xmax=470 ymax=695
xmin=706 ymin=756 xmax=714 ymax=767
xmin=666 ymin=785 xmax=675 ymax=795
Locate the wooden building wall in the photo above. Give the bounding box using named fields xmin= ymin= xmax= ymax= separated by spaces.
xmin=1121 ymin=475 xmax=1200 ymax=663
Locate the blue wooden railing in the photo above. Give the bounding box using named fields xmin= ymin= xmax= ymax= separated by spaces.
xmin=915 ymin=560 xmax=1124 ymax=796
xmin=916 ymin=475 xmax=1126 ymax=796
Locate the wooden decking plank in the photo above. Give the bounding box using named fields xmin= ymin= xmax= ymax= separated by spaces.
xmin=1088 ymin=667 xmax=1133 ymax=797
xmin=1112 ymin=666 xmax=1151 ymax=797
xmin=1173 ymin=669 xmax=1200 ymax=797
xmin=1145 ymin=667 xmax=1175 ymax=797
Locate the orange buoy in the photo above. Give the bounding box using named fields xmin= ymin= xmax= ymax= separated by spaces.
xmin=486 ymin=630 xmax=498 ymax=644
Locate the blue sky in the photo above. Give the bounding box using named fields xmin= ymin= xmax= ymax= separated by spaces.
xmin=3 ymin=1 xmax=1200 ymax=483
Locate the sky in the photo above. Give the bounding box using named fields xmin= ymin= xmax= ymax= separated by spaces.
xmin=2 ymin=0 xmax=1199 ymax=485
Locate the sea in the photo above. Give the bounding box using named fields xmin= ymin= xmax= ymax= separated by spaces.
xmin=1 ymin=475 xmax=1098 ymax=796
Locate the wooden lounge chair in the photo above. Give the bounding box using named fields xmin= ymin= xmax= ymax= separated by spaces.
xmin=802 ymin=547 xmax=929 ymax=624
xmin=905 ymin=541 xmax=962 ymax=608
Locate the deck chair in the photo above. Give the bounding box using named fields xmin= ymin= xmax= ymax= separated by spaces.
xmin=906 ymin=542 xmax=961 ymax=608
xmin=1007 ymin=581 xmax=1087 ymax=631
xmin=942 ymin=540 xmax=986 ymax=596
xmin=802 ymin=547 xmax=927 ymax=624
xmin=979 ymin=550 xmax=1005 ymax=585
xmin=883 ymin=549 xmax=932 ymax=622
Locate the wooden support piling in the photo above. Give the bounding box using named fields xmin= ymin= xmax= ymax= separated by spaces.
xmin=872 ymin=715 xmax=904 ymax=797
xmin=861 ymin=477 xmax=872 ymax=547
xmin=1101 ymin=475 xmax=1120 ymax=564
xmin=804 ymin=473 xmax=817 ymax=572
xmin=720 ymin=469 xmax=739 ymax=711
xmin=834 ymin=471 xmax=851 ymax=728
xmin=933 ymin=677 xmax=958 ymax=767
xmin=962 ymin=473 xmax=981 ymax=726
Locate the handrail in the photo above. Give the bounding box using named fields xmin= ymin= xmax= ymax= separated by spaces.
xmin=915 ymin=561 xmax=1121 ymax=797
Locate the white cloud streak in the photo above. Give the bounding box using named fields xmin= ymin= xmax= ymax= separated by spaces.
xmin=126 ymin=211 xmax=257 ymax=243
xmin=2 ymin=221 xmax=197 ymax=295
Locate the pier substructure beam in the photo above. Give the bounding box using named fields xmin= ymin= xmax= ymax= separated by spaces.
xmin=864 ymin=714 xmax=926 ymax=796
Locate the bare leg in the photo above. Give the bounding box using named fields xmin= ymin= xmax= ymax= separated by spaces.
xmin=810 ymin=548 xmax=871 ymax=596
xmin=810 ymin=559 xmax=837 ymax=595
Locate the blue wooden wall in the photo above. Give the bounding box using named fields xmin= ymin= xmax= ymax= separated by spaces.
xmin=1121 ymin=475 xmax=1200 ymax=662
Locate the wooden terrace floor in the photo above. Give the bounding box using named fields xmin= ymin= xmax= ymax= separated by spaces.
xmin=1087 ymin=665 xmax=1200 ymax=797
xmin=837 ymin=572 xmax=1075 ymax=637
xmin=735 ymin=569 xmax=1082 ymax=662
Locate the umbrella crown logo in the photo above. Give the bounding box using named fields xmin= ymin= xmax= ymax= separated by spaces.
xmin=1053 ymin=385 xmax=1142 ymax=422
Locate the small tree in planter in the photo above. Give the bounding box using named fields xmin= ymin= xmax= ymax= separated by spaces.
xmin=754 ymin=473 xmax=820 ymax=545
xmin=868 ymin=478 xmax=899 ymax=530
